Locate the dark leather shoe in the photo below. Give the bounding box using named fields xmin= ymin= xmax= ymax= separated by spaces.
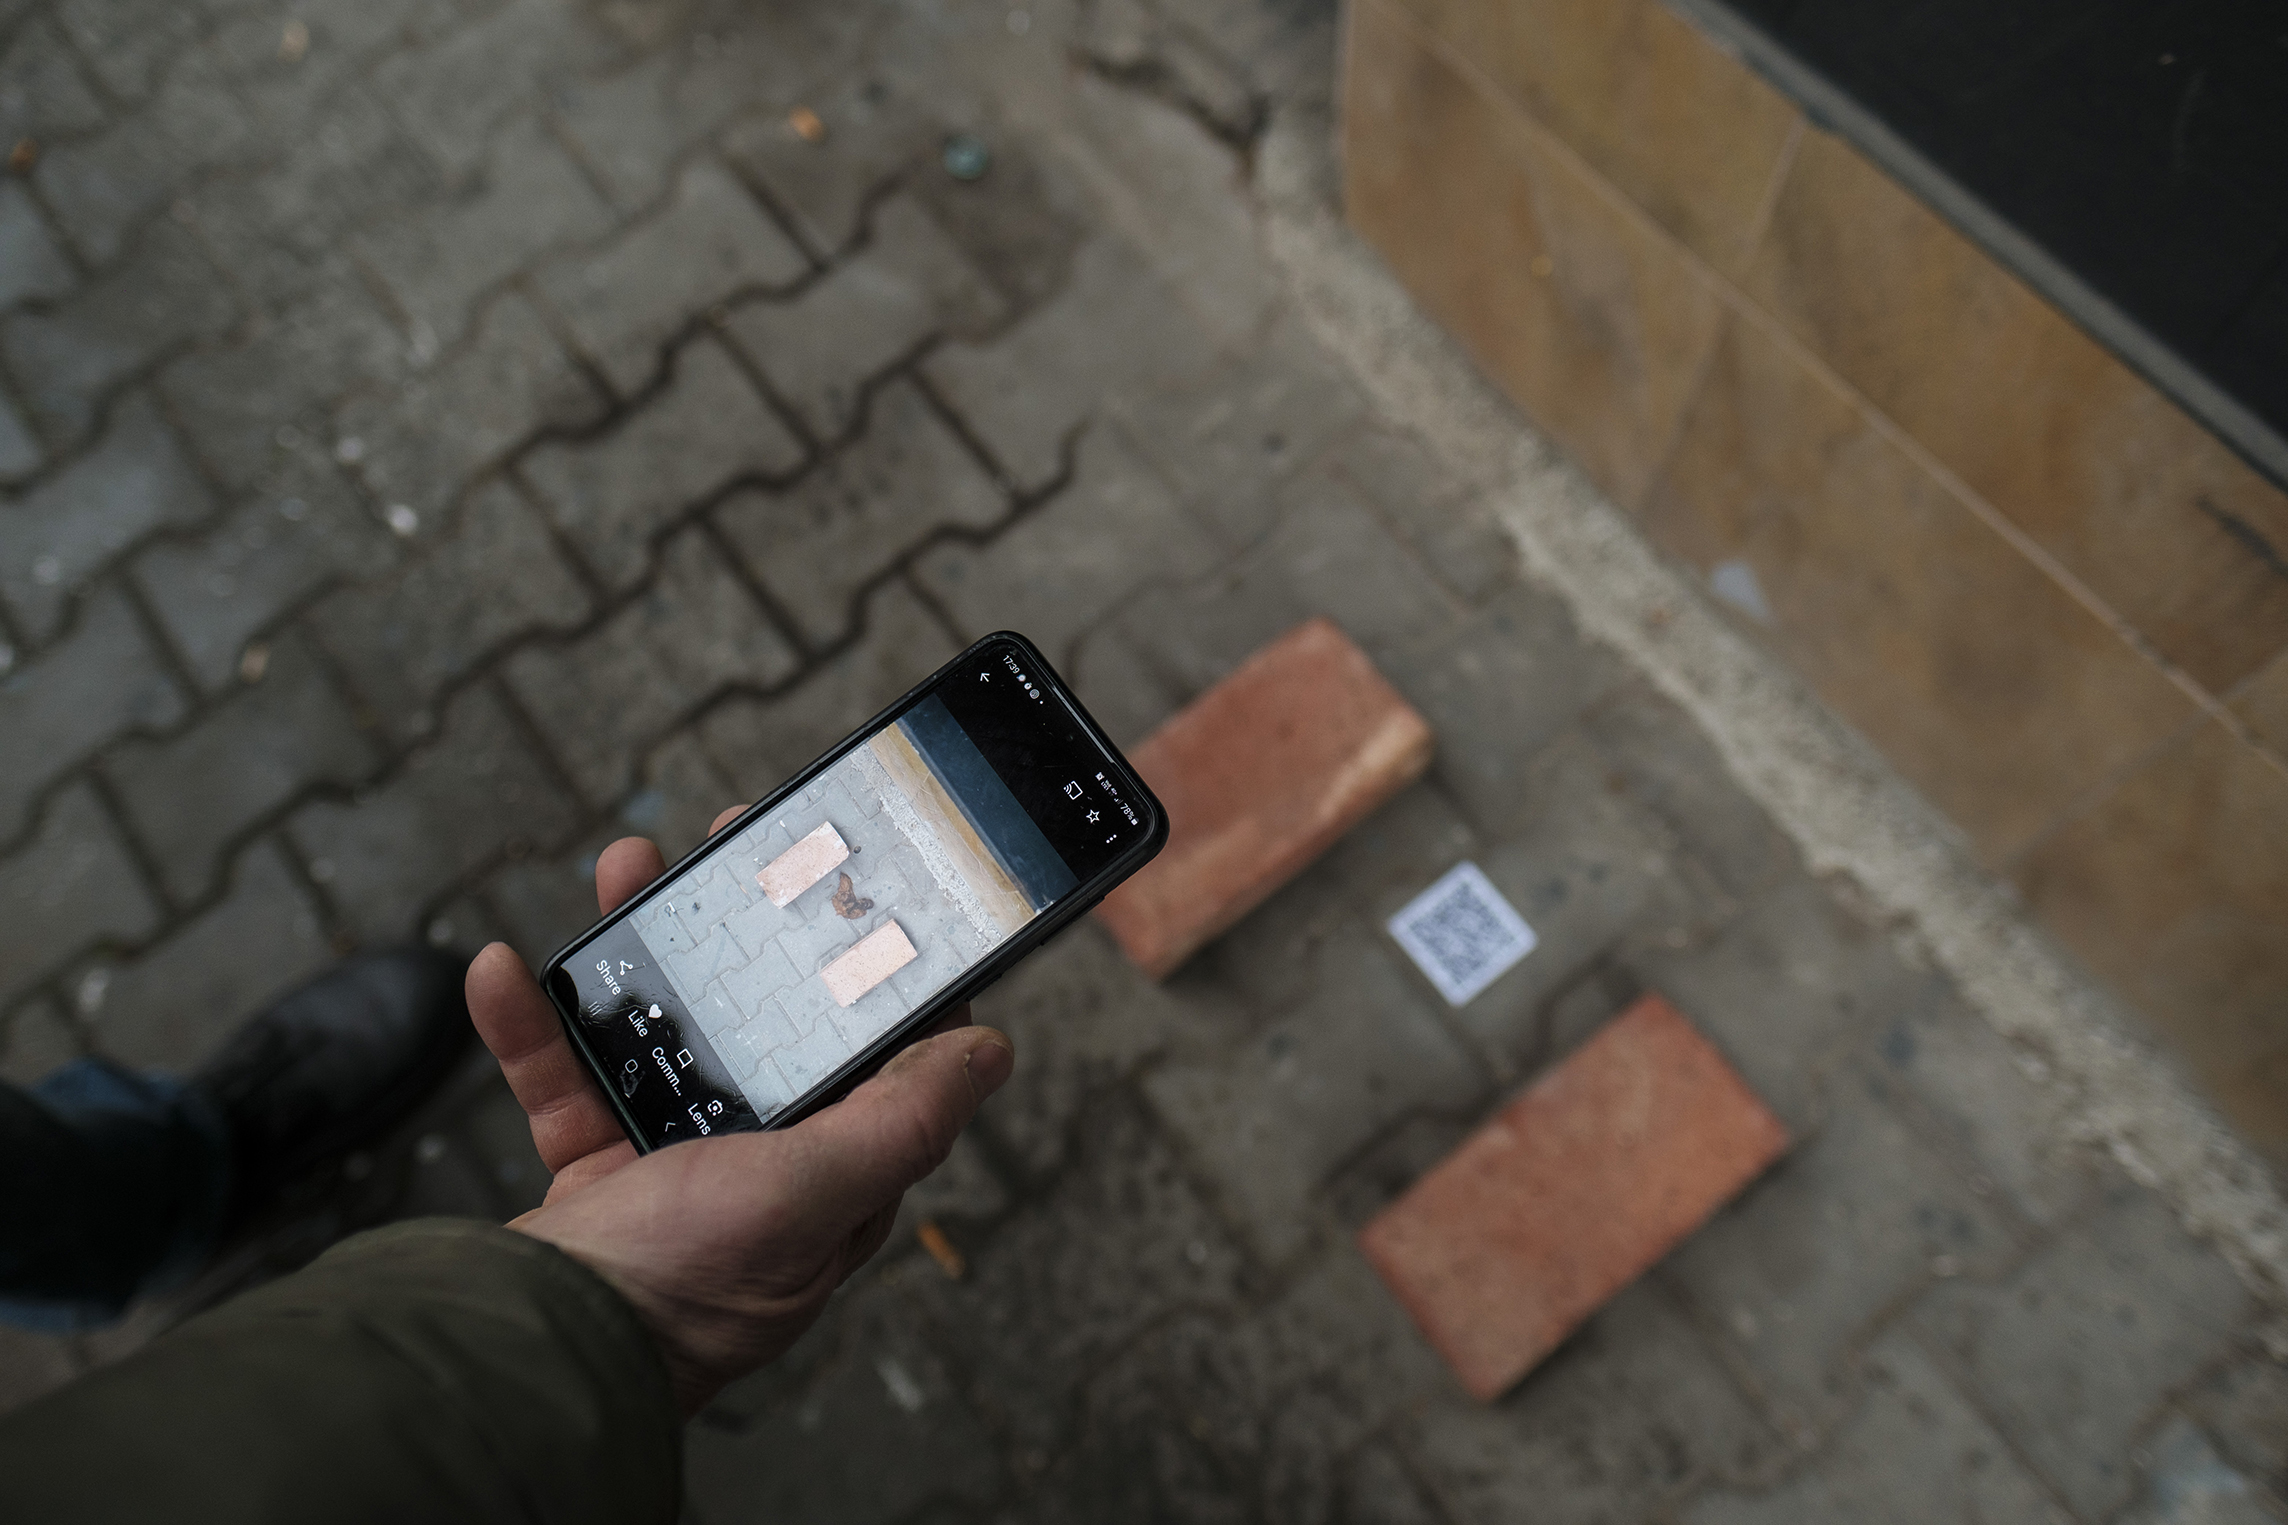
xmin=190 ymin=948 xmax=475 ymax=1219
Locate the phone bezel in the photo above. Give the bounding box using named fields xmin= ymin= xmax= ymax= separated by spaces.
xmin=539 ymin=630 xmax=1168 ymax=1150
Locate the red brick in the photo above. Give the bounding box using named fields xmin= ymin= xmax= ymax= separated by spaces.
xmin=1094 ymin=617 xmax=1434 ymax=978
xmin=1358 ymin=994 xmax=1789 ymax=1400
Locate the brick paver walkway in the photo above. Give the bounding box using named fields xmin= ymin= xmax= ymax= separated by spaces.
xmin=2 ymin=0 xmax=2282 ymax=1519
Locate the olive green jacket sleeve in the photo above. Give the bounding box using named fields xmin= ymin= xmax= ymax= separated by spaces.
xmin=0 ymin=1219 xmax=680 ymax=1525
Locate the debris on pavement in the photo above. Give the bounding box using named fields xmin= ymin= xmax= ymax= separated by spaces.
xmin=940 ymin=134 xmax=992 ymax=182
xmin=915 ymin=1220 xmax=966 ymax=1280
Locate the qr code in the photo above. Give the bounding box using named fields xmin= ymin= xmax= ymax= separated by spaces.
xmin=1387 ymin=862 xmax=1538 ymax=1007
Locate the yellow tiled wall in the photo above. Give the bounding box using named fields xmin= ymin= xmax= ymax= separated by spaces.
xmin=1341 ymin=0 xmax=2288 ymax=1169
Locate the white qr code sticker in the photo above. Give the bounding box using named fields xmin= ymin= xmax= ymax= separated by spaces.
xmin=1387 ymin=861 xmax=1538 ymax=1007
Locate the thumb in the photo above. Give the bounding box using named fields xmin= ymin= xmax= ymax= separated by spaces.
xmin=773 ymin=1025 xmax=1015 ymax=1217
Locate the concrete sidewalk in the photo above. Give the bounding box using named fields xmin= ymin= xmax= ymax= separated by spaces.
xmin=0 ymin=0 xmax=2281 ymax=1519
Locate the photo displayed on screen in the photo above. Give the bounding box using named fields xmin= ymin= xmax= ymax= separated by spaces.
xmin=561 ymin=682 xmax=1132 ymax=1142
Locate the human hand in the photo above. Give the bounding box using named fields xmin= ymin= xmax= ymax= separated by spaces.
xmin=464 ymin=806 xmax=1014 ymax=1416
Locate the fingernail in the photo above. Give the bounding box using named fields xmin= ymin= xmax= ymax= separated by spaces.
xmin=964 ymin=1033 xmax=1014 ymax=1099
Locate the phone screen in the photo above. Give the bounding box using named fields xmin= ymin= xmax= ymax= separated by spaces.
xmin=549 ymin=639 xmax=1151 ymax=1144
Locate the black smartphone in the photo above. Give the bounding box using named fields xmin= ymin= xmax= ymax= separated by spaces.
xmin=541 ymin=632 xmax=1167 ymax=1150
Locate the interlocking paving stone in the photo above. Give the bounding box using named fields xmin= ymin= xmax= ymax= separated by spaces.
xmin=1317 ymin=422 xmax=1515 ymax=607
xmin=1383 ymin=583 xmax=1627 ymax=844
xmin=1148 ymin=935 xmax=1485 ymax=1265
xmin=1110 ymin=316 xmax=1371 ymax=549
xmin=1577 ymin=677 xmax=1799 ymax=902
xmin=79 ymin=838 xmax=332 ymax=1073
xmin=0 ymin=181 xmax=76 ymax=313
xmin=960 ymin=921 xmax=1235 ymax=1184
xmin=1313 ymin=779 xmax=1487 ymax=931
xmin=309 ymin=478 xmax=590 ymax=744
xmin=1065 ymin=612 xmax=1193 ymax=750
xmin=159 ymin=273 xmax=410 ymax=491
xmin=1861 ymin=985 xmax=2107 ymax=1230
xmin=1682 ymin=1330 xmax=2059 ymax=1525
xmin=0 ymin=391 xmax=213 ymax=641
xmin=621 ymin=729 xmax=744 ymax=864
xmin=901 ymin=1095 xmax=1248 ymax=1456
xmin=717 ymin=376 xmax=1004 ymax=643
xmin=133 ymin=450 xmax=399 ymax=694
xmin=546 ymin=53 xmax=698 ymax=215
xmin=688 ymin=1287 xmax=1003 ymax=1525
xmin=284 ymin=682 xmax=582 ymax=939
xmin=922 ymin=235 xmax=1219 ymax=491
xmin=1015 ymin=1336 xmax=1257 ymax=1525
xmin=1078 ymin=478 xmax=1479 ymax=751
xmin=0 ymin=781 xmax=161 ymax=1006
xmin=1402 ymin=1279 xmax=1777 ymax=1525
xmin=199 ymin=4 xmax=369 ymax=139
xmin=0 ymin=18 xmax=108 ymax=150
xmin=697 ymin=578 xmax=959 ymax=801
xmin=353 ymin=116 xmax=613 ymax=354
xmin=1078 ymin=0 xmax=1268 ymax=139
xmin=538 ymin=159 xmax=809 ymax=398
xmin=521 ymin=333 xmax=803 ymax=592
xmin=104 ymin=630 xmax=378 ymax=903
xmin=716 ymin=58 xmax=947 ymax=257
xmin=1135 ymin=1226 xmax=1456 ymax=1475
xmin=335 ymin=290 xmax=601 ymax=522
xmin=554 ymin=4 xmax=872 ymax=214
xmin=0 ymin=585 xmax=186 ymax=844
xmin=1661 ymin=1069 xmax=2018 ymax=1436
xmin=1192 ymin=791 xmax=1470 ymax=1017
xmin=1910 ymin=1180 xmax=2256 ymax=1519
xmin=504 ymin=527 xmax=802 ymax=804
xmin=1242 ymin=476 xmax=1472 ymax=662
xmin=1425 ymin=734 xmax=1694 ymax=1073
xmin=899 ymin=126 xmax=1091 ymax=321
xmin=368 ymin=0 xmax=619 ymax=182
xmin=184 ymin=84 xmax=441 ymax=309
xmin=51 ymin=0 xmax=202 ymax=103
xmin=0 ymin=393 xmax=37 ymax=481
xmin=0 ymin=218 xmax=237 ymax=446
xmin=722 ymin=194 xmax=1004 ymax=442
xmin=1336 ymin=1443 xmax=1450 ymax=1525
xmin=32 ymin=53 xmax=258 ymax=265
xmin=915 ymin=427 xmax=1220 ymax=664
xmin=1061 ymin=69 xmax=1281 ymax=346
xmin=478 ymin=827 xmax=620 ymax=967
xmin=1630 ymin=874 xmax=1944 ymax=1134
xmin=259 ymin=0 xmax=462 ymax=66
